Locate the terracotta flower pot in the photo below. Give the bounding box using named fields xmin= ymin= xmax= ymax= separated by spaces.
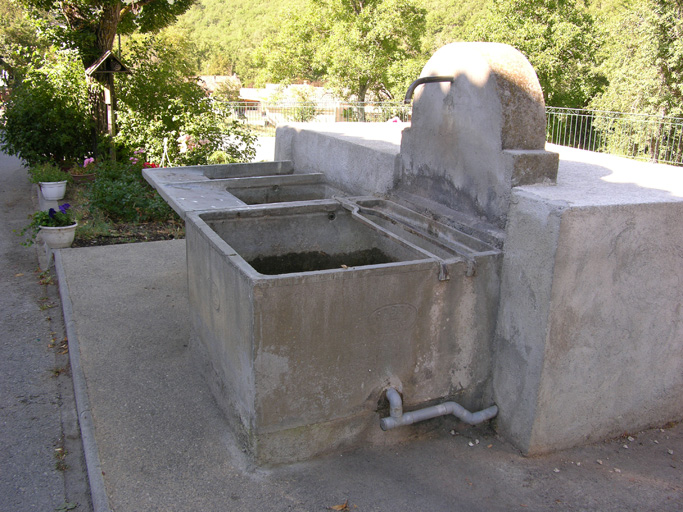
xmin=70 ymin=173 xmax=96 ymax=184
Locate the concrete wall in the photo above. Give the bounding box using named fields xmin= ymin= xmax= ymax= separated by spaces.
xmin=494 ymin=147 xmax=683 ymax=454
xmin=186 ymin=215 xmax=257 ymax=449
xmin=275 ymin=122 xmax=404 ymax=196
xmin=270 ymin=116 xmax=683 ymax=458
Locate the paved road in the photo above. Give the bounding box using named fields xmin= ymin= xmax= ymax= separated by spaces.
xmin=0 ymin=152 xmax=91 ymax=512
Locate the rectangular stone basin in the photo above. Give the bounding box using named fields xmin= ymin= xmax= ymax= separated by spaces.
xmin=185 ymin=201 xmax=502 ymax=464
xmin=145 ymin=173 xmax=344 ymax=219
xmin=225 ymin=175 xmax=343 ymax=205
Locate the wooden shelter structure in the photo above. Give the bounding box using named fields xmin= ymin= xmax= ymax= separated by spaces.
xmin=85 ymin=51 xmax=131 ymax=148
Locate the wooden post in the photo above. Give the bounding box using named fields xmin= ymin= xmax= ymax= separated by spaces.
xmin=103 ymin=74 xmax=116 ymax=160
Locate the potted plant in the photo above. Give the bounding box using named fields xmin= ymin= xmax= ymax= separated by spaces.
xmin=28 ymin=163 xmax=70 ymax=200
xmin=70 ymin=156 xmax=97 ymax=183
xmin=19 ymin=203 xmax=77 ymax=249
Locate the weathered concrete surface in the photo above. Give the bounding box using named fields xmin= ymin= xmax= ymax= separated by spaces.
xmin=201 ymin=160 xmax=294 ymax=179
xmin=186 ymin=203 xmax=501 ymax=464
xmin=57 ymin=239 xmax=683 ymax=511
xmin=399 ymin=42 xmax=558 ymax=230
xmin=275 ymin=122 xmax=404 ymax=196
xmin=494 ymin=145 xmax=683 ymax=454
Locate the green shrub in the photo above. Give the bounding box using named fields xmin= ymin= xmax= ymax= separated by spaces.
xmin=88 ymin=160 xmax=174 ymax=223
xmin=114 ymin=35 xmax=256 ymax=166
xmin=27 ymin=162 xmax=69 ymax=183
xmin=0 ymin=50 xmax=93 ymax=166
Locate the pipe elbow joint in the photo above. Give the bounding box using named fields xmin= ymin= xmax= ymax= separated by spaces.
xmin=380 ymin=416 xmax=397 ymax=431
xmin=385 ymin=387 xmax=403 ymax=418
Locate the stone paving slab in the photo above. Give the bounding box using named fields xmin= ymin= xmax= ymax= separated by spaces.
xmin=58 ymin=239 xmax=682 ymax=511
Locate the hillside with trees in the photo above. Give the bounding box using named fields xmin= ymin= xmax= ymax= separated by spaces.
xmin=3 ymin=0 xmax=681 ymax=121
xmin=172 ymin=0 xmax=673 ymax=110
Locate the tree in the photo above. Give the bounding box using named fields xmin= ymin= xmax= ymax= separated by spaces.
xmin=258 ymin=0 xmax=427 ymax=103
xmin=587 ymin=0 xmax=683 ymax=162
xmin=20 ymin=0 xmax=196 ymax=140
xmin=469 ymin=0 xmax=605 ymax=108
xmin=0 ymin=0 xmax=48 ymax=81
xmin=0 ymin=49 xmax=92 ymax=165
xmin=590 ymin=0 xmax=683 ymax=117
xmin=174 ymin=0 xmax=305 ymax=83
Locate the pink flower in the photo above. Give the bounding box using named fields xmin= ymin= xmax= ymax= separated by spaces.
xmin=83 ymin=157 xmax=95 ymax=167
xmin=130 ymin=157 xmax=139 ymax=165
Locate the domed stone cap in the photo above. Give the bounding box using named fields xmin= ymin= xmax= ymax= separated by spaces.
xmin=399 ymin=42 xmax=558 ymax=230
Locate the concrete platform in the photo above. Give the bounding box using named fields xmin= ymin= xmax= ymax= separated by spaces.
xmin=56 ymin=239 xmax=683 ymax=511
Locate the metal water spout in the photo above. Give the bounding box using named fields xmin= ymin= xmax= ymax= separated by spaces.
xmin=403 ymin=76 xmax=454 ymax=104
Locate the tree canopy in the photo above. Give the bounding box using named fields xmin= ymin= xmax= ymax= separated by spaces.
xmin=468 ymin=0 xmax=605 ymax=108
xmin=590 ymin=0 xmax=683 ymax=117
xmin=255 ymin=0 xmax=427 ymax=102
xmin=15 ymin=0 xmax=196 ymax=141
xmin=19 ymin=0 xmax=195 ymax=65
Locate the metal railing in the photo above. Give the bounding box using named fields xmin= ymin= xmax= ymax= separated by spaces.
xmin=222 ymin=101 xmax=683 ymax=166
xmin=546 ymin=107 xmax=683 ymax=166
xmin=221 ymin=101 xmax=411 ymax=135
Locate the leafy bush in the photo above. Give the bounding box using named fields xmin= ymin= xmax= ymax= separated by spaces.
xmin=0 ymin=50 xmax=93 ymax=166
xmin=88 ymin=160 xmax=174 ymax=223
xmin=114 ymin=35 xmax=256 ymax=166
xmin=27 ymin=162 xmax=69 ymax=183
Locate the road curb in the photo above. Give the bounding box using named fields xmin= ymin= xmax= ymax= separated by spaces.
xmin=54 ymin=250 xmax=112 ymax=512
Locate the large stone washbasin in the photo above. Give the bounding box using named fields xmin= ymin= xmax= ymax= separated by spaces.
xmin=186 ymin=198 xmax=501 ymax=464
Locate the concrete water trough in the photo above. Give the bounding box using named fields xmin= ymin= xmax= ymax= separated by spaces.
xmin=185 ymin=198 xmax=501 ymax=464
xmin=146 ymin=42 xmax=682 ymax=465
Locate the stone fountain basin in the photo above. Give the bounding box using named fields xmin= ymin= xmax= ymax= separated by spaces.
xmin=185 ymin=200 xmax=502 ymax=464
xmin=147 ymin=173 xmax=345 ymax=219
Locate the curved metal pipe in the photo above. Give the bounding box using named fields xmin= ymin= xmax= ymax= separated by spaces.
xmin=403 ymin=76 xmax=455 ymax=104
xmin=380 ymin=387 xmax=498 ymax=430
xmin=386 ymin=387 xmax=403 ymax=418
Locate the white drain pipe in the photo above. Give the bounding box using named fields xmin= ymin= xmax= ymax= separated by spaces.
xmin=380 ymin=388 xmax=498 ymax=431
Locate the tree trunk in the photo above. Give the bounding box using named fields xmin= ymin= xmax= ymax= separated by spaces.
xmin=64 ymin=2 xmax=122 ymax=154
xmin=91 ymin=3 xmax=122 ymax=145
xmin=357 ymin=81 xmax=368 ymax=122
